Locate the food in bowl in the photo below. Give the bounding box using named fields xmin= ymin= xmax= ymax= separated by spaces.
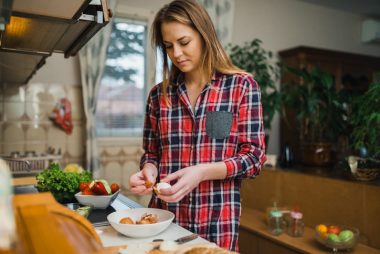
xmin=315 ymin=224 xmax=359 ymax=250
xmin=107 ymin=208 xmax=175 ymax=238
xmin=120 ymin=217 xmax=134 ymax=224
xmin=137 ymin=213 xmax=158 ymax=224
xmin=119 ymin=213 xmax=158 ymax=224
xmin=75 ymin=189 xmax=119 ymax=209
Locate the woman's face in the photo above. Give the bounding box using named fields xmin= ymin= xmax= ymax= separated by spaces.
xmin=161 ymin=21 xmax=203 ymax=75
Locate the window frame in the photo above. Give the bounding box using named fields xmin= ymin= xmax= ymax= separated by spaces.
xmin=96 ymin=8 xmax=156 ymax=140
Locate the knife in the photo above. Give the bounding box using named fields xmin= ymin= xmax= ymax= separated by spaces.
xmin=153 ymin=233 xmax=198 ymax=244
xmin=175 ymin=233 xmax=198 ymax=244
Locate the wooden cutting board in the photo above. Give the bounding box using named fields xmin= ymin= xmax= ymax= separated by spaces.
xmin=8 ymin=192 xmax=126 ymax=254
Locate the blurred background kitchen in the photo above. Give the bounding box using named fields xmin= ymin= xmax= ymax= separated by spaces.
xmin=1 ymin=0 xmax=380 ymax=252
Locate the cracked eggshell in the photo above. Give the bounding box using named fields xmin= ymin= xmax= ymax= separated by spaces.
xmin=154 ymin=182 xmax=171 ymax=194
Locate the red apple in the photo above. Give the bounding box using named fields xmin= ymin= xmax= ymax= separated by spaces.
xmin=327 ymin=225 xmax=341 ymax=235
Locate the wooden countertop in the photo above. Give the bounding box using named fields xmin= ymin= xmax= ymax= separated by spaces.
xmin=240 ymin=208 xmax=380 ymax=254
xmin=12 ymin=176 xmax=37 ymax=186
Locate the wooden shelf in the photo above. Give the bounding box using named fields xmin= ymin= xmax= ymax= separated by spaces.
xmin=240 ymin=208 xmax=380 ymax=254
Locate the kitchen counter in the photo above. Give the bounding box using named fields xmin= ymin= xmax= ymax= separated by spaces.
xmin=10 ymin=182 xmax=209 ymax=252
xmin=96 ymin=194 xmax=209 ymax=248
xmin=240 ymin=208 xmax=380 ymax=254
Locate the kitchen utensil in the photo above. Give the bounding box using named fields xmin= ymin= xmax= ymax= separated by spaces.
xmin=153 ymin=233 xmax=198 ymax=244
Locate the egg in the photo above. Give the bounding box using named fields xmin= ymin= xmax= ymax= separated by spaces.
xmin=154 ymin=182 xmax=171 ymax=194
xmin=339 ymin=230 xmax=354 ymax=242
xmin=159 ymin=240 xmax=178 ymax=252
xmin=119 ymin=217 xmax=134 ymax=224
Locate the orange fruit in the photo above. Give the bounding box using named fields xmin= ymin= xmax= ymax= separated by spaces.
xmin=316 ymin=224 xmax=328 ymax=238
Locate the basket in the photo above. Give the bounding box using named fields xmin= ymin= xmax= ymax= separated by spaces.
xmin=348 ymin=156 xmax=380 ymax=181
xmin=1 ymin=154 xmax=62 ymax=176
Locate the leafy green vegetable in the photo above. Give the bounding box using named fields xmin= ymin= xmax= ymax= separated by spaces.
xmin=36 ymin=163 xmax=92 ymax=203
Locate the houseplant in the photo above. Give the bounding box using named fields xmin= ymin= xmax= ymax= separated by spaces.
xmin=227 ymin=39 xmax=281 ymax=132
xmin=348 ymin=82 xmax=380 ymax=180
xmin=281 ymin=67 xmax=347 ymax=166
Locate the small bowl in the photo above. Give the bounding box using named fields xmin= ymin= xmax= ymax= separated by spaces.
xmin=315 ymin=224 xmax=359 ymax=251
xmin=75 ymin=190 xmax=119 ymax=209
xmin=107 ymin=208 xmax=175 ymax=238
xmin=64 ymin=203 xmax=93 ymax=218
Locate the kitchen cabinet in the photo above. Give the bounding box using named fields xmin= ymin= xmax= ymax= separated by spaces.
xmin=239 ymin=229 xmax=301 ymax=254
xmin=241 ymin=169 xmax=380 ymax=250
xmin=278 ymin=46 xmax=380 ymax=163
xmin=0 ymin=0 xmax=110 ymax=84
xmin=239 ymin=207 xmax=380 ymax=254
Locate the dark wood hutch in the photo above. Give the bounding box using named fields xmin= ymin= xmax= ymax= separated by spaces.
xmin=278 ymin=46 xmax=380 ymax=164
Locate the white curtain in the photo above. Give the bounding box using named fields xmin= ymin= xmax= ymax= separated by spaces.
xmin=198 ymin=0 xmax=235 ymax=47
xmin=79 ymin=0 xmax=117 ymax=178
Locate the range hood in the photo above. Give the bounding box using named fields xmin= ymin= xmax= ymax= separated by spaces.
xmin=0 ymin=0 xmax=110 ymax=84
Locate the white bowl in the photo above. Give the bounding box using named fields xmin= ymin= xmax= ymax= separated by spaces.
xmin=74 ymin=190 xmax=119 ymax=209
xmin=107 ymin=208 xmax=175 ymax=238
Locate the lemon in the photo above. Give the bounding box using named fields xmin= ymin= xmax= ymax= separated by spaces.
xmin=64 ymin=164 xmax=84 ymax=173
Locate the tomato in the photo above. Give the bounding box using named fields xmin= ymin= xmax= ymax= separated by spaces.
xmin=82 ymin=187 xmax=94 ymax=195
xmin=327 ymin=225 xmax=341 ymax=235
xmin=111 ymin=183 xmax=120 ymax=194
xmin=79 ymin=182 xmax=88 ymax=191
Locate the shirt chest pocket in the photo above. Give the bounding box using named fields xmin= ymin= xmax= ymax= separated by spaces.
xmin=205 ymin=111 xmax=233 ymax=139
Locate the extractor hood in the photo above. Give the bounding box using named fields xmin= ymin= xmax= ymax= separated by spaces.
xmin=0 ymin=0 xmax=110 ymax=84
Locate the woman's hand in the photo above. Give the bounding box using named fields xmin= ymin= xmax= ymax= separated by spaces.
xmin=129 ymin=163 xmax=158 ymax=195
xmin=157 ymin=165 xmax=205 ymax=203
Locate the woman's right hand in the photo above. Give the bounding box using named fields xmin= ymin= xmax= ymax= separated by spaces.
xmin=129 ymin=163 xmax=158 ymax=195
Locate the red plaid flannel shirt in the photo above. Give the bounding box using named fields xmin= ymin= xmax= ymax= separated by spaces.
xmin=140 ymin=72 xmax=266 ymax=251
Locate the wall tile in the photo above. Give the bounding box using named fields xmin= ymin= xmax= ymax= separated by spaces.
xmin=105 ymin=146 xmax=122 ymax=156
xmin=47 ymin=125 xmax=67 ymax=155
xmin=67 ymin=86 xmax=84 ymax=120
xmin=25 ymin=101 xmax=48 ymax=122
xmin=122 ymin=161 xmax=140 ymax=189
xmin=3 ymin=85 xmax=25 ymax=102
xmin=25 ymin=124 xmax=47 ymax=153
xmin=47 ymin=84 xmax=67 ymax=102
xmin=103 ymin=161 xmax=122 ymax=184
xmin=25 ymin=83 xmax=47 ymax=103
xmin=0 ymin=101 xmax=3 ymax=120
xmin=67 ymin=124 xmax=85 ymax=157
xmin=3 ymin=101 xmax=25 ymax=121
xmin=2 ymin=123 xmax=24 ymax=155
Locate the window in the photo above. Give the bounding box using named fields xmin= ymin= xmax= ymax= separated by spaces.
xmin=96 ymin=18 xmax=147 ymax=137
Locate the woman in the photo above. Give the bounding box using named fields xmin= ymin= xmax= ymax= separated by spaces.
xmin=129 ymin=0 xmax=266 ymax=251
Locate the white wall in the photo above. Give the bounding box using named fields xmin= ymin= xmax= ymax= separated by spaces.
xmin=30 ymin=0 xmax=380 ymax=156
xmin=232 ymin=0 xmax=380 ymax=155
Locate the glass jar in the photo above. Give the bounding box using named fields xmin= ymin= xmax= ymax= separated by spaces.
xmin=268 ymin=211 xmax=285 ymax=235
xmin=287 ymin=211 xmax=304 ymax=237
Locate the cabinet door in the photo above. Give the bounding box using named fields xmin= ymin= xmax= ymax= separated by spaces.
xmin=239 ymin=228 xmax=302 ymax=254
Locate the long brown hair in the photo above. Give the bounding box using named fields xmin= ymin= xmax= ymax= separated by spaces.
xmin=151 ymin=0 xmax=244 ymax=102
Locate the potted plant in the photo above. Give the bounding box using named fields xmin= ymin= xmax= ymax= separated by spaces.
xmin=227 ymin=39 xmax=281 ymax=134
xmin=281 ymin=67 xmax=347 ymax=166
xmin=347 ymin=82 xmax=380 ymax=180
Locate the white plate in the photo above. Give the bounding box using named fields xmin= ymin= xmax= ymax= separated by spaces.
xmin=74 ymin=190 xmax=119 ymax=209
xmin=107 ymin=208 xmax=175 ymax=238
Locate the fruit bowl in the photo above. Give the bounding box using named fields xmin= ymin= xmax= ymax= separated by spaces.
xmin=75 ymin=190 xmax=120 ymax=209
xmin=315 ymin=224 xmax=359 ymax=252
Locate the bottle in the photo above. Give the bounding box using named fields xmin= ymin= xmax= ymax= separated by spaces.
xmin=268 ymin=211 xmax=285 ymax=236
xmin=280 ymin=144 xmax=293 ymax=168
xmin=287 ymin=211 xmax=304 ymax=237
xmin=0 ymin=159 xmax=16 ymax=250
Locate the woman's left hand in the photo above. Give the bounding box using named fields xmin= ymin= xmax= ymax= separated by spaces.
xmin=157 ymin=165 xmax=205 ymax=203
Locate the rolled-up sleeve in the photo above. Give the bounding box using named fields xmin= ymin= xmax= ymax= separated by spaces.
xmin=140 ymin=87 xmax=160 ymax=169
xmin=223 ymin=76 xmax=266 ymax=179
